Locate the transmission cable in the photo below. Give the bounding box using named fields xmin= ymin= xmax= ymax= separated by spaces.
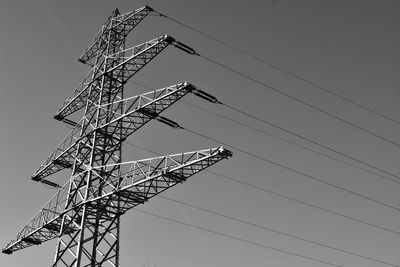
xmin=154 ymin=10 xmax=400 ymax=126
xmin=134 ymin=208 xmax=341 ymax=267
xmin=159 ymin=195 xmax=399 ymax=267
xmin=151 ymin=32 xmax=400 ymax=147
xmin=63 ymin=81 xmax=400 ymax=211
xmin=197 ymin=53 xmax=400 ymax=149
xmin=130 ymin=80 xmax=400 ymax=183
xmin=181 ymin=99 xmax=400 ymax=185
xmin=222 ymin=102 xmax=400 ymax=182
xmin=181 ymin=127 xmax=400 ymax=213
xmin=124 ymin=141 xmax=400 ymax=237
xmin=40 ymin=131 xmax=340 ymax=266
xmin=62 ymin=121 xmax=400 ymax=237
xmin=60 ymin=93 xmax=400 ymax=234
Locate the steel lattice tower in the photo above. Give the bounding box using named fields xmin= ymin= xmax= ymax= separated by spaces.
xmin=2 ymin=6 xmax=232 ymax=266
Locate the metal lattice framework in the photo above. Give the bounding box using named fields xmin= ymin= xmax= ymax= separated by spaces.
xmin=2 ymin=6 xmax=232 ymax=266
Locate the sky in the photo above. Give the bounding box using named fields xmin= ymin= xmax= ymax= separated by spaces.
xmin=0 ymin=0 xmax=399 ymax=266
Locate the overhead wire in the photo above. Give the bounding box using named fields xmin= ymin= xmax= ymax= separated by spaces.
xmin=154 ymin=10 xmax=400 ymax=126
xmin=197 ymin=53 xmax=400 ymax=149
xmin=125 ymin=139 xmax=399 ymax=265
xmin=222 ymin=102 xmax=400 ymax=182
xmin=123 ymin=81 xmax=400 ymax=212
xmin=146 ymin=16 xmax=400 ymax=148
xmin=42 ymin=10 xmax=400 ymax=264
xmin=61 ymin=86 xmax=400 ymax=232
xmin=61 ymin=84 xmax=400 ymax=221
xmin=115 ymin=137 xmax=397 ymax=265
xmin=130 ymin=80 xmax=400 ymax=183
xmin=56 ymin=122 xmax=396 ymax=266
xmin=125 ymin=141 xmax=400 ymax=237
xmin=34 ymin=139 xmax=337 ymax=267
xmin=159 ymin=195 xmax=399 ymax=267
xmin=182 ymin=127 xmax=400 ymax=213
xmin=134 ymin=208 xmax=342 ymax=267
xmin=181 ymin=99 xmax=400 ymax=185
xmin=61 ymin=102 xmax=400 ymax=237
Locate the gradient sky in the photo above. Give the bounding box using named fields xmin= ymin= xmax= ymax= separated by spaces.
xmin=0 ymin=0 xmax=399 ymax=266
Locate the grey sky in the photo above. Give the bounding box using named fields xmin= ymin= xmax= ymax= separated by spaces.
xmin=0 ymin=0 xmax=399 ymax=266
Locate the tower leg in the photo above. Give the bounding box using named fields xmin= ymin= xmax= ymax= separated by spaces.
xmin=53 ymin=208 xmax=120 ymax=267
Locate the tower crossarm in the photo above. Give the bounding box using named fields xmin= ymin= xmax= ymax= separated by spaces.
xmin=2 ymin=147 xmax=232 ymax=255
xmin=55 ymin=34 xmax=179 ymax=122
xmin=91 ymin=147 xmax=233 ymax=203
xmin=32 ymin=82 xmax=196 ymax=184
xmin=1 ymin=183 xmax=72 ymax=254
xmin=94 ymin=82 xmax=195 ymax=141
xmin=78 ymin=5 xmax=154 ymax=66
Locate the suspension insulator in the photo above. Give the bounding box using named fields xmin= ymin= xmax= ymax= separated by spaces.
xmin=193 ymin=89 xmax=220 ymax=103
xmin=157 ymin=116 xmax=181 ymax=129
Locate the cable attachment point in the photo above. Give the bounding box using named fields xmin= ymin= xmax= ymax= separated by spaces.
xmin=218 ymin=147 xmax=233 ymax=159
xmin=137 ymin=107 xmax=158 ymax=119
xmin=192 ymin=89 xmax=221 ymax=104
xmin=2 ymin=248 xmax=12 ymax=255
xmin=156 ymin=116 xmax=182 ymax=129
xmin=41 ymin=179 xmax=61 ymax=188
xmin=153 ymin=10 xmax=166 ymax=17
xmin=31 ymin=175 xmax=41 ymax=182
xmin=144 ymin=5 xmax=154 ymax=12
xmin=174 ymin=41 xmax=197 ymax=55
xmin=165 ymin=36 xmax=198 ymax=55
xmin=137 ymin=106 xmax=182 ymax=129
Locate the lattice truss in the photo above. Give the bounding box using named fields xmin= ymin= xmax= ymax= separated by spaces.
xmin=2 ymin=6 xmax=232 ymax=266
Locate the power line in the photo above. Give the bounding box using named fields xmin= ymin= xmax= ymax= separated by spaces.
xmin=130 ymin=80 xmax=400 ymax=184
xmin=206 ymin=170 xmax=400 ymax=237
xmin=183 ymin=127 xmax=400 ymax=213
xmin=198 ymin=53 xmax=400 ymax=149
xmin=134 ymin=208 xmax=342 ymax=267
xmin=181 ymin=99 xmax=400 ymax=185
xmin=222 ymin=102 xmax=400 ymax=182
xmin=154 ymin=10 xmax=400 ymax=126
xmin=159 ymin=195 xmax=399 ymax=267
xmin=125 ymin=141 xmax=400 ymax=237
xmin=124 ymin=81 xmax=400 ymax=231
xmin=122 ymin=82 xmax=400 ymax=214
xmin=125 ymin=137 xmax=400 ymax=266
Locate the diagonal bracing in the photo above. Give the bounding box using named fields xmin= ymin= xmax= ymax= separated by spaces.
xmin=32 ymin=82 xmax=198 ymax=185
xmin=2 ymin=5 xmax=231 ymax=267
xmin=3 ymin=147 xmax=231 ymax=255
xmin=55 ymin=34 xmax=183 ymax=124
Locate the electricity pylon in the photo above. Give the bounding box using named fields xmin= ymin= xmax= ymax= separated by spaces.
xmin=2 ymin=6 xmax=232 ymax=266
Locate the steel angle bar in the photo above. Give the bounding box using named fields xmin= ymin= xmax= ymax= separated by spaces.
xmin=55 ymin=35 xmax=174 ymax=121
xmin=79 ymin=6 xmax=154 ymax=66
xmin=90 ymin=147 xmax=232 ymax=215
xmin=32 ymin=82 xmax=194 ymax=183
xmin=3 ymin=147 xmax=231 ymax=255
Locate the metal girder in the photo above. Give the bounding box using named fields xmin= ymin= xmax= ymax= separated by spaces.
xmin=78 ymin=6 xmax=154 ymax=66
xmin=32 ymin=82 xmax=196 ymax=183
xmin=2 ymin=147 xmax=232 ymax=255
xmin=2 ymin=183 xmax=70 ymax=254
xmin=3 ymin=6 xmax=232 ymax=266
xmin=55 ymin=35 xmax=176 ymax=122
